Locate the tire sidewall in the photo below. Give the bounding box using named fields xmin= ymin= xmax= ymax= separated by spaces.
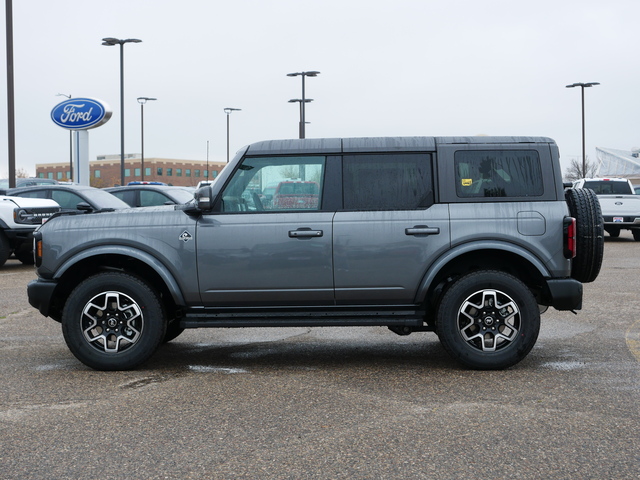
xmin=62 ymin=272 xmax=166 ymax=370
xmin=436 ymin=271 xmax=540 ymax=370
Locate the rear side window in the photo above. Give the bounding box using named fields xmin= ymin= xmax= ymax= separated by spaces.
xmin=343 ymin=153 xmax=433 ymax=210
xmin=455 ymin=150 xmax=543 ymax=198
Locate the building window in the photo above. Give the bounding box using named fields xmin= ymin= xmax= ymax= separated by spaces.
xmin=135 ymin=168 xmax=141 ymax=176
xmin=167 ymin=168 xmax=173 ymax=176
xmin=57 ymin=172 xmax=63 ymax=180
xmin=145 ymin=168 xmax=151 ymax=177
xmin=204 ymin=170 xmax=209 ymax=178
xmin=38 ymin=173 xmax=44 ymax=178
xmin=212 ymin=171 xmax=218 ymax=178
xmin=185 ymin=169 xmax=191 ymax=177
xmin=124 ymin=169 xmax=131 ymax=177
xmin=157 ymin=168 xmax=163 ymax=176
xmin=195 ymin=169 xmax=201 ymax=177
xmin=95 ymin=170 xmax=101 ymax=178
xmin=47 ymin=172 xmax=53 ymax=179
xmin=66 ymin=171 xmax=71 ymax=179
xmin=176 ymin=169 xmax=182 ymax=177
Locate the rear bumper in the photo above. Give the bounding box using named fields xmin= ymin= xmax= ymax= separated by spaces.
xmin=545 ymin=278 xmax=583 ymax=311
xmin=27 ymin=278 xmax=57 ymax=318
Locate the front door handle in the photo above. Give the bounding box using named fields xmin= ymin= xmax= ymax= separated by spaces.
xmin=405 ymin=225 xmax=440 ymax=236
xmin=289 ymin=228 xmax=323 ymax=238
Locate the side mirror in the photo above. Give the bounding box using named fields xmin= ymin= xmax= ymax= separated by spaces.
xmin=194 ymin=184 xmax=213 ymax=211
xmin=76 ymin=202 xmax=94 ymax=213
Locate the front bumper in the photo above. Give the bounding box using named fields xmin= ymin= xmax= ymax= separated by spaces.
xmin=27 ymin=278 xmax=58 ymax=318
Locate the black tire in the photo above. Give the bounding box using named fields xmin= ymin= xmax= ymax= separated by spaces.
xmin=0 ymin=232 xmax=10 ymax=267
xmin=15 ymin=249 xmax=35 ymax=265
xmin=565 ymin=188 xmax=604 ymax=283
xmin=633 ymin=230 xmax=640 ymax=242
xmin=61 ymin=272 xmax=166 ymax=370
xmin=436 ymin=270 xmax=540 ymax=370
xmin=604 ymin=226 xmax=620 ymax=238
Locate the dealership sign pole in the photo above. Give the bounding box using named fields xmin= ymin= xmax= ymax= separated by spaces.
xmin=51 ymin=98 xmax=112 ymax=186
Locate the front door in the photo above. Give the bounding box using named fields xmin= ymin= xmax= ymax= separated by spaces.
xmin=197 ymin=155 xmax=334 ymax=306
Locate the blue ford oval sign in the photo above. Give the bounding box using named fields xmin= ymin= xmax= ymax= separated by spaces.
xmin=51 ymin=97 xmax=112 ymax=130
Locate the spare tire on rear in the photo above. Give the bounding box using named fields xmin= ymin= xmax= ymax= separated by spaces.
xmin=565 ymin=188 xmax=604 ymax=283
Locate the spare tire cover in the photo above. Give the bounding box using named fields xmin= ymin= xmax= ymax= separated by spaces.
xmin=565 ymin=188 xmax=604 ymax=283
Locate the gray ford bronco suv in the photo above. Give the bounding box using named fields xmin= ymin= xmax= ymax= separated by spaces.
xmin=28 ymin=136 xmax=603 ymax=370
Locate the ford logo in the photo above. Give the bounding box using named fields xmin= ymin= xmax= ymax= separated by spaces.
xmin=51 ymin=97 xmax=112 ymax=130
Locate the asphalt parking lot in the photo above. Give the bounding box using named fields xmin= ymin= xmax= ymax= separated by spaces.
xmin=1 ymin=233 xmax=638 ymax=480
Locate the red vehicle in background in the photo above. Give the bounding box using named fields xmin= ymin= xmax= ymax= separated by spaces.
xmin=267 ymin=180 xmax=320 ymax=210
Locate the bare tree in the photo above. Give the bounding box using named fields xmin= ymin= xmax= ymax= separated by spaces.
xmin=563 ymin=156 xmax=599 ymax=182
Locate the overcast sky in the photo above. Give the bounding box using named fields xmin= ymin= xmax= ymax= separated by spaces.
xmin=1 ymin=0 xmax=639 ymax=178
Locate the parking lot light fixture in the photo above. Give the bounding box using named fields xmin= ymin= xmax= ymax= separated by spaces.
xmin=137 ymin=97 xmax=157 ymax=181
xmin=224 ymin=108 xmax=242 ymax=163
xmin=102 ymin=37 xmax=142 ymax=186
xmin=287 ymin=71 xmax=320 ymax=139
xmin=566 ymin=82 xmax=600 ymax=178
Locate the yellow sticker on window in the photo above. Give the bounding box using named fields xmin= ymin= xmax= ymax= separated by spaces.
xmin=462 ymin=178 xmax=473 ymax=187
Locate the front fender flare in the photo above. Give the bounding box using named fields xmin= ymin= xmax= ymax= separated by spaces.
xmin=53 ymin=245 xmax=187 ymax=306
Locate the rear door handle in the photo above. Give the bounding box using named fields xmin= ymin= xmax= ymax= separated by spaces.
xmin=289 ymin=228 xmax=323 ymax=238
xmin=405 ymin=225 xmax=440 ymax=236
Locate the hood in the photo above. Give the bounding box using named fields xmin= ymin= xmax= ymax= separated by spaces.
xmin=1 ymin=195 xmax=60 ymax=208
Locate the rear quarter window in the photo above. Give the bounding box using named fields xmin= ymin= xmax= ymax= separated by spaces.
xmin=455 ymin=150 xmax=543 ymax=198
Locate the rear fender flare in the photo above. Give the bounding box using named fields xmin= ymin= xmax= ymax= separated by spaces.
xmin=414 ymin=240 xmax=551 ymax=303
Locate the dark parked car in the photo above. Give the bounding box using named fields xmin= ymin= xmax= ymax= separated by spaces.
xmin=0 ymin=177 xmax=59 ymax=191
xmin=105 ymin=185 xmax=195 ymax=207
xmin=8 ymin=184 xmax=129 ymax=212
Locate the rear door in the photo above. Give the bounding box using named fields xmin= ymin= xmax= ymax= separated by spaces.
xmin=333 ymin=153 xmax=450 ymax=304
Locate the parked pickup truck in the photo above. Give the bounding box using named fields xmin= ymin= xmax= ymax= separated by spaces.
xmin=573 ymin=177 xmax=640 ymax=240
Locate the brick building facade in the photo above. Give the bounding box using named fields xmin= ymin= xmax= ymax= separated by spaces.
xmin=35 ymin=155 xmax=227 ymax=188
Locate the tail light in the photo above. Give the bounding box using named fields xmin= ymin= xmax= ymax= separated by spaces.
xmin=563 ymin=216 xmax=576 ymax=259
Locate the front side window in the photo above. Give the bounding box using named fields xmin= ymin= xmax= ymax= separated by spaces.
xmin=219 ymin=156 xmax=325 ymax=213
xmin=343 ymin=153 xmax=433 ymax=210
xmin=51 ymin=191 xmax=85 ymax=210
xmin=455 ymin=150 xmax=543 ymax=198
xmin=140 ymin=190 xmax=172 ymax=206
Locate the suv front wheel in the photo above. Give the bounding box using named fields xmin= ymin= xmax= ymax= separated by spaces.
xmin=61 ymin=272 xmax=167 ymax=370
xmin=436 ymin=270 xmax=540 ymax=370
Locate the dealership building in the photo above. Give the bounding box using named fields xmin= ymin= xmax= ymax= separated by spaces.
xmin=35 ymin=154 xmax=227 ymax=188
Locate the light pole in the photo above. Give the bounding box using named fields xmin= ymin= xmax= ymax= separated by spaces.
xmin=287 ymin=71 xmax=320 ymax=139
xmin=102 ymin=37 xmax=142 ymax=185
xmin=137 ymin=97 xmax=156 ymax=181
xmin=56 ymin=93 xmax=73 ymax=181
xmin=566 ymin=82 xmax=600 ymax=178
xmin=224 ymin=108 xmax=241 ymax=163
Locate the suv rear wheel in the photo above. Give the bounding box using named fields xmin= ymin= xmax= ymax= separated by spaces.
xmin=61 ymin=272 xmax=166 ymax=370
xmin=436 ymin=270 xmax=540 ymax=370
